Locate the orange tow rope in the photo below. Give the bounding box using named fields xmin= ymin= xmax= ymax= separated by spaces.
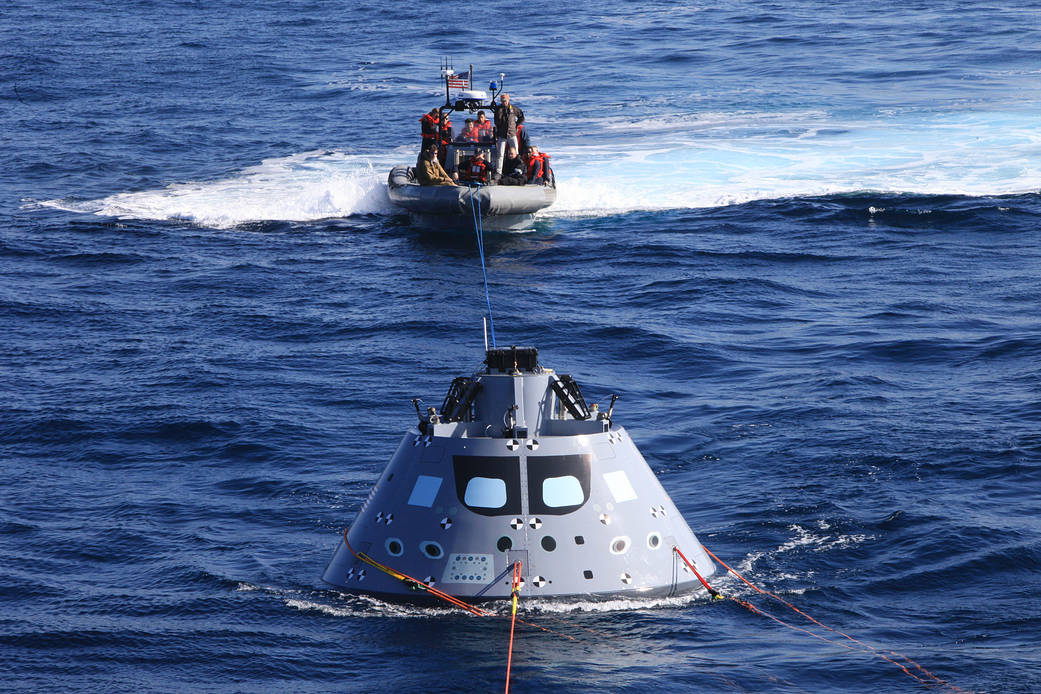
xmin=504 ymin=561 xmax=522 ymax=694
xmin=682 ymin=543 xmax=970 ymax=694
xmin=673 ymin=546 xmax=723 ymax=599
xmin=340 ymin=527 xmax=577 ymax=642
xmin=342 ymin=527 xmax=489 ymax=616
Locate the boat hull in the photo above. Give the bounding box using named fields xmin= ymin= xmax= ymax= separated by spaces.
xmin=387 ymin=165 xmax=556 ymax=231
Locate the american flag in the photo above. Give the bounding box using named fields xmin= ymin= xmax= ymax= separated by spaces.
xmin=446 ymin=70 xmax=470 ymax=89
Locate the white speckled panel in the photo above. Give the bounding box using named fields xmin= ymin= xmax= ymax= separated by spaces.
xmin=441 ymin=553 xmax=494 ymax=584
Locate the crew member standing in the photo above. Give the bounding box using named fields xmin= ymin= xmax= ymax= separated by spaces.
xmin=494 ymin=93 xmax=524 ymax=176
xmin=420 ymin=108 xmax=440 ymax=147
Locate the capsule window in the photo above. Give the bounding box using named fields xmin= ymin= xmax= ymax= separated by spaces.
xmin=609 ymin=536 xmax=631 ymax=555
xmin=453 ymin=456 xmax=521 ymax=517
xmin=463 ymin=477 xmax=507 ymax=509
xmin=542 ymin=475 xmax=584 ymax=508
xmin=527 ymin=454 xmax=591 ymax=516
xmin=647 ymin=532 xmax=662 ymax=550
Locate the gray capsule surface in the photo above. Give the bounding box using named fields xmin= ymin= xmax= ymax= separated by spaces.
xmin=322 ymin=346 xmax=716 ymax=602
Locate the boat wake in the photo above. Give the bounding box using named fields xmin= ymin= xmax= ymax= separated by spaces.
xmin=34 ymin=107 xmax=1039 ymax=228
xmin=37 ymin=150 xmax=403 ymax=229
xmin=551 ymin=107 xmax=1041 ymax=216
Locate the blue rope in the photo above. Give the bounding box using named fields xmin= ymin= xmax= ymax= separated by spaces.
xmin=469 ymin=184 xmax=496 ymax=348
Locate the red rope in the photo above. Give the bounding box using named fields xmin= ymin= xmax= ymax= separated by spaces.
xmin=672 ymin=546 xmax=722 ymax=598
xmin=340 ymin=527 xmax=578 ymax=642
xmin=504 ymin=561 xmax=522 ymax=694
xmin=342 ymin=527 xmax=489 ymax=616
xmin=698 ymin=543 xmax=970 ymax=693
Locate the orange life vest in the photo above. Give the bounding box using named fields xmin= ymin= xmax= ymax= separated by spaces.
xmin=526 ymin=152 xmax=549 ymax=181
xmin=466 ymin=157 xmax=489 ymax=183
xmin=420 ymin=112 xmax=439 ymax=139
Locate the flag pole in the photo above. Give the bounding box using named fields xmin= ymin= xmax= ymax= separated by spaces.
xmin=443 ymin=57 xmax=450 ymax=107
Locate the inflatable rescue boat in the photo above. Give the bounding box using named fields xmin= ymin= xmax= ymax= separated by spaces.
xmin=387 ymin=64 xmax=556 ymax=231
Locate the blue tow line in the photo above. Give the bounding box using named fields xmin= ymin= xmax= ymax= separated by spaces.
xmin=469 ymin=184 xmax=496 ymax=348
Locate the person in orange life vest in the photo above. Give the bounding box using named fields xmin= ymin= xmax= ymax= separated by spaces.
xmin=438 ymin=115 xmax=453 ymax=163
xmin=455 ymin=119 xmax=479 ymax=143
xmin=439 ymin=115 xmax=454 ymax=143
xmin=460 ymin=150 xmax=490 ymax=183
xmin=525 ymin=145 xmax=551 ymax=185
xmin=420 ymin=108 xmax=440 ymax=145
xmin=445 ymin=118 xmax=477 ymax=174
xmin=475 ymin=111 xmax=493 ymax=142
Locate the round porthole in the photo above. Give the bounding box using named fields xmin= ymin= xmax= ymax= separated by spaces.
xmin=647 ymin=532 xmax=662 ymax=550
xmin=385 ymin=538 xmax=404 ymax=557
xmin=541 ymin=536 xmax=557 ymax=552
xmin=420 ymin=540 xmax=444 ymax=559
xmin=497 ymin=536 xmax=513 ymax=552
xmin=609 ymin=536 xmax=631 ymax=555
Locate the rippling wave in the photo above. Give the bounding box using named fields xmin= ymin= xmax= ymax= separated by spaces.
xmin=4 ymin=0 xmax=1041 ymax=692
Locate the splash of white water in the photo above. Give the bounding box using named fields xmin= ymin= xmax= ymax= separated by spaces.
xmin=38 ymin=107 xmax=1040 ymax=228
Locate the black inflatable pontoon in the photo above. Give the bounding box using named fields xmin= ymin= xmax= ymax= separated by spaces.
xmin=387 ymin=166 xmax=556 ymax=231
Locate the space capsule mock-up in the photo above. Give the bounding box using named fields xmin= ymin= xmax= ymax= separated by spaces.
xmin=323 ymin=346 xmax=716 ymax=601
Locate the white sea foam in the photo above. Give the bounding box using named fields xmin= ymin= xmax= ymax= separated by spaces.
xmin=40 ymin=149 xmax=402 ymax=229
xmin=549 ymin=108 xmax=1041 ymax=216
xmin=238 ymin=582 xmax=464 ymax=619
xmin=519 ymin=591 xmax=711 ymax=614
xmin=240 ymin=578 xmax=713 ymax=620
xmin=37 ymin=107 xmax=1040 ymax=228
xmin=735 ymin=522 xmax=874 ymax=589
xmin=284 ymin=597 xmax=461 ymax=619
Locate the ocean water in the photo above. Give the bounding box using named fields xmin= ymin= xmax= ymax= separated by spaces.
xmin=3 ymin=0 xmax=1041 ymax=691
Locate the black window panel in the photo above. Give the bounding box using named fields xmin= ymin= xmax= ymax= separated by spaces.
xmin=527 ymin=454 xmax=592 ymax=516
xmin=452 ymin=455 xmax=522 ymax=516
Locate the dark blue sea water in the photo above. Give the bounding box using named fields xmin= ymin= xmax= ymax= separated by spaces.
xmin=3 ymin=1 xmax=1041 ymax=691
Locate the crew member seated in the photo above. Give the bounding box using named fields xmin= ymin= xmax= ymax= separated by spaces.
xmin=475 ymin=111 xmax=493 ymax=142
xmin=416 ymin=144 xmax=456 ymax=186
xmin=525 ymin=145 xmax=552 ymax=185
xmin=459 ymin=150 xmax=490 ymax=184
xmin=455 ymin=119 xmax=479 ymax=143
xmin=498 ymin=145 xmax=526 ymax=186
